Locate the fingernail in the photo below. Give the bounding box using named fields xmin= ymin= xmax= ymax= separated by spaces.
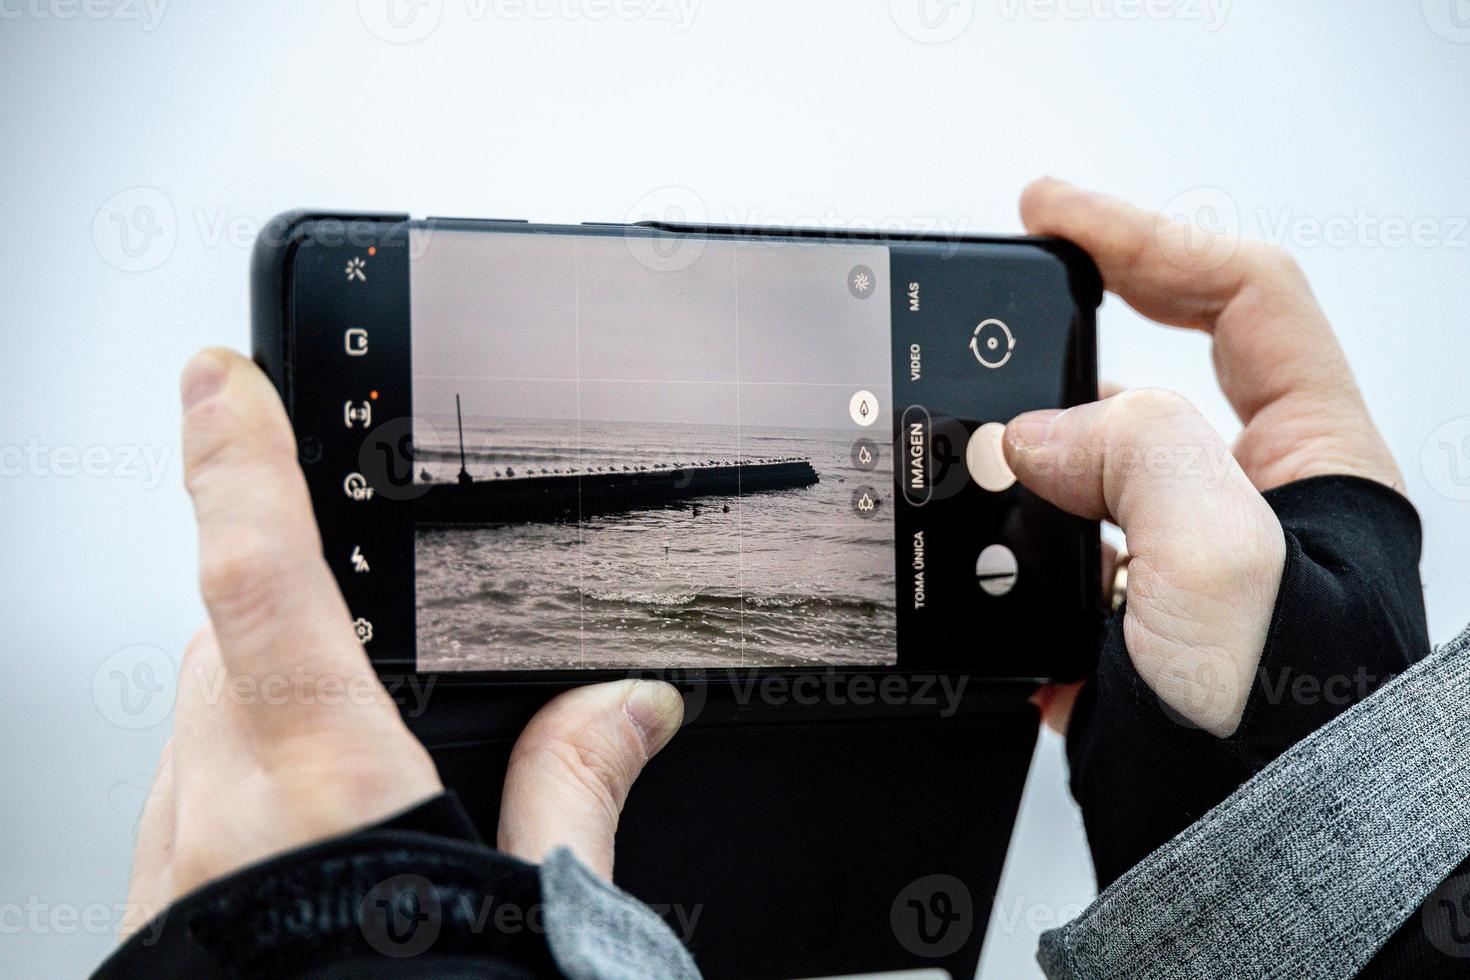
xmin=1006 ymin=409 xmax=1064 ymax=452
xmin=181 ymin=351 xmax=226 ymax=410
xmin=623 ymin=681 xmax=684 ymax=757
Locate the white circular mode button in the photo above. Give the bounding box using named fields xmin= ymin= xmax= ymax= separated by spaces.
xmin=849 ymin=390 xmax=880 ymax=428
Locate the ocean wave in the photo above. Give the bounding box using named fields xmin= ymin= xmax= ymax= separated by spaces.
xmin=584 ymin=589 xmax=733 ymax=608
xmin=583 ymin=589 xmax=889 ymax=616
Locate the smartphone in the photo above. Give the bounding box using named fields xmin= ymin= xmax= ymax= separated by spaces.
xmin=251 ymin=212 xmax=1101 ymax=685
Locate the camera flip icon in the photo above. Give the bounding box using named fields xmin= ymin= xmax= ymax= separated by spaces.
xmin=969 ymin=318 xmax=1015 ymax=370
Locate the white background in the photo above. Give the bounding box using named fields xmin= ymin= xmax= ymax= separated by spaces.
xmin=3 ymin=2 xmax=1467 ymax=977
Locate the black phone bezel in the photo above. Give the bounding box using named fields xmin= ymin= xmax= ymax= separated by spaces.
xmin=251 ymin=211 xmax=1102 ymax=691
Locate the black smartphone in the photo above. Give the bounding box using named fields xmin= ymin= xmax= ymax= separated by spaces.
xmin=251 ymin=212 xmax=1101 ymax=685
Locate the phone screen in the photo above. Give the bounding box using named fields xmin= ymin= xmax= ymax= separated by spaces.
xmin=408 ymin=229 xmax=897 ymax=670
xmin=277 ymin=218 xmax=1098 ymax=680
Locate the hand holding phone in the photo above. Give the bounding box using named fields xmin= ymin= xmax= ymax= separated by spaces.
xmin=1010 ymin=178 xmax=1405 ymax=736
xmin=122 ymin=347 xmax=683 ymax=938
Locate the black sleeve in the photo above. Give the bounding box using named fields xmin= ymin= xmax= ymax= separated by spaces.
xmin=92 ymin=791 xmax=563 ymax=979
xmin=1065 ymin=474 xmax=1430 ymax=888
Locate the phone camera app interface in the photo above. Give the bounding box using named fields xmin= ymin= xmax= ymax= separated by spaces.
xmin=409 ymin=229 xmax=897 ymax=670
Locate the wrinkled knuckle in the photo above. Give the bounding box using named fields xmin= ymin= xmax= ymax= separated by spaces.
xmin=179 ymin=626 xmax=214 ymax=674
xmin=183 ymin=398 xmax=296 ymax=498
xmin=1115 ymin=387 xmax=1194 ymax=420
xmin=1218 ymin=508 xmax=1284 ymax=585
xmin=1159 ymin=508 xmax=1280 ymax=603
xmin=181 ymin=398 xmax=238 ymax=493
xmin=1103 ymin=389 xmax=1198 ymax=450
xmin=198 ymin=531 xmax=289 ymax=621
xmin=1245 ymin=242 xmax=1303 ymax=282
xmin=170 ymin=834 xmax=232 ymax=896
xmin=527 ymin=728 xmax=637 ymax=822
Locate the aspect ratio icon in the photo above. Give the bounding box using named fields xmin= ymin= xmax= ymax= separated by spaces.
xmin=849 ymin=390 xmax=880 ymax=427
xmin=344 ymin=328 xmax=369 ymax=356
xmin=344 ymin=399 xmax=372 ymax=429
xmin=970 ymin=318 xmax=1015 ymax=370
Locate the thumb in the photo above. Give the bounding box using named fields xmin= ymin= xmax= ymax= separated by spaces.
xmin=498 ymin=680 xmax=683 ymax=879
xmin=1004 ymin=390 xmax=1285 ymax=737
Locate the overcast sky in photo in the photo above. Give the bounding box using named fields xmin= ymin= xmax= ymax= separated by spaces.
xmin=411 ymin=228 xmax=893 ymax=429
